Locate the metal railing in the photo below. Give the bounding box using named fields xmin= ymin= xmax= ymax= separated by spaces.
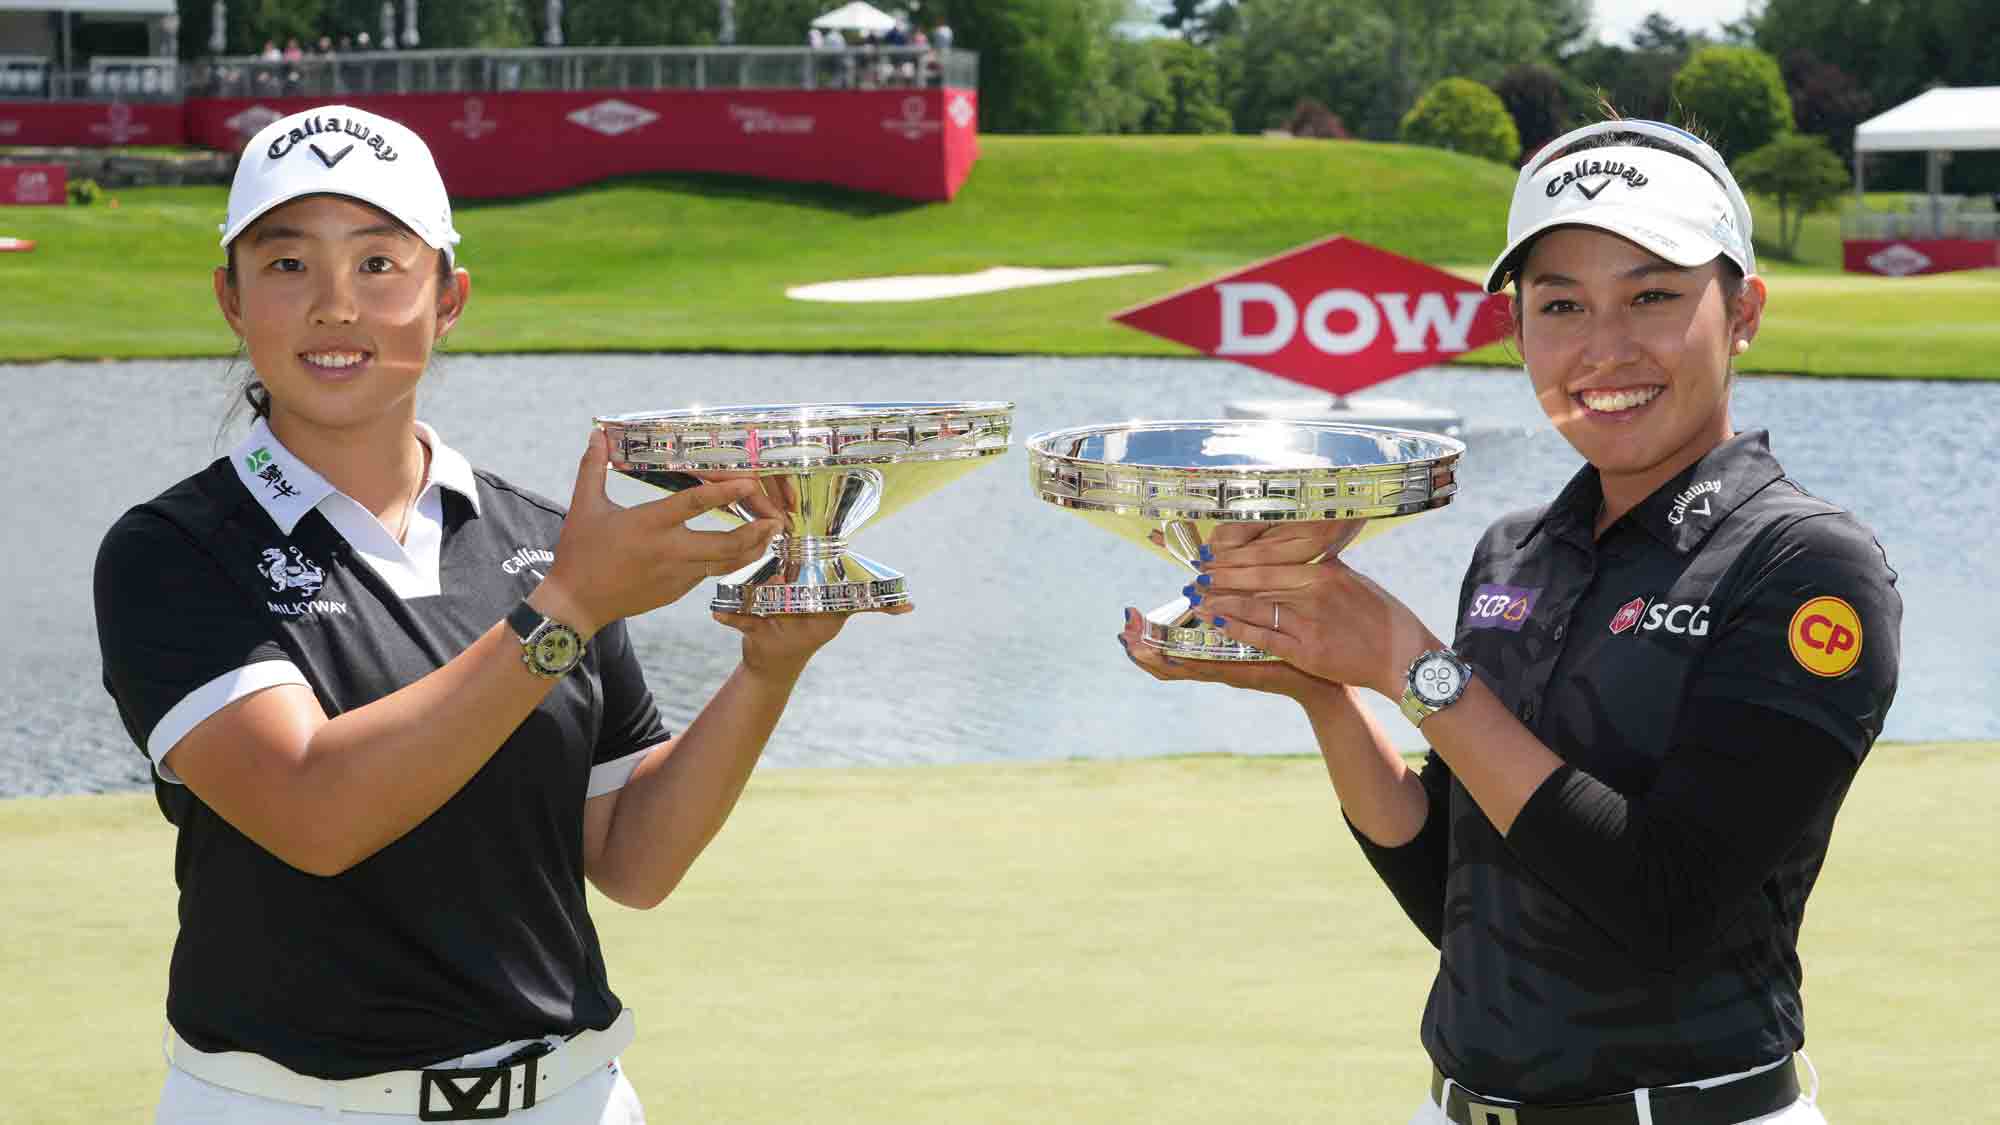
xmin=0 ymin=47 xmax=976 ymax=102
xmin=1843 ymin=198 xmax=2000 ymax=241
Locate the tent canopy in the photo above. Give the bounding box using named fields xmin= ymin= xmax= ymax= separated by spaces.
xmin=1855 ymin=86 xmax=2000 ymax=153
xmin=811 ymin=1 xmax=898 ymax=34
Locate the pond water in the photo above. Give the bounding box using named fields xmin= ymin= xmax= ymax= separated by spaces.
xmin=3 ymin=354 xmax=1992 ymax=797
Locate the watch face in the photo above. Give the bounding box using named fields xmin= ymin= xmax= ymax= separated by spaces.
xmin=1414 ymin=655 xmax=1465 ymax=705
xmin=533 ymin=627 xmax=579 ymax=672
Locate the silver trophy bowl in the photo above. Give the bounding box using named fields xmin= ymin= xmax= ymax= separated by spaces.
xmin=598 ymin=402 xmax=1013 ymax=615
xmin=1029 ymin=420 xmax=1464 ymax=661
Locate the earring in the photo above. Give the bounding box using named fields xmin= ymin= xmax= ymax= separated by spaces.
xmin=1733 ymin=339 xmax=1749 ymax=355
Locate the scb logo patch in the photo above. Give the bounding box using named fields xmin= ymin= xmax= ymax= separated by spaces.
xmin=1465 ymin=584 xmax=1538 ymax=632
xmin=1789 ymin=595 xmax=1862 ymax=677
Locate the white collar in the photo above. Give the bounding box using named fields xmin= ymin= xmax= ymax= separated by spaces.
xmin=229 ymin=417 xmax=481 ymax=535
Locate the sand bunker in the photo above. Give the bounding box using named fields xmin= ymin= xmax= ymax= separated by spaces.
xmin=786 ymin=264 xmax=1160 ymax=303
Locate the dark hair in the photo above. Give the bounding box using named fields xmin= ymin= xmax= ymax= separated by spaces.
xmin=219 ymin=235 xmax=456 ymax=429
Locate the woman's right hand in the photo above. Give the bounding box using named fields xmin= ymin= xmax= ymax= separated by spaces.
xmin=534 ymin=430 xmax=783 ymax=636
xmin=1117 ymin=606 xmax=1338 ymax=703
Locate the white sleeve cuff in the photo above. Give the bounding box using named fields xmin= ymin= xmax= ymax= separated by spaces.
xmin=586 ymin=749 xmax=649 ymax=799
xmin=146 ymin=660 xmax=309 ymax=784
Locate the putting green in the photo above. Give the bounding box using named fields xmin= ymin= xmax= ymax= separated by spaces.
xmin=4 ymin=746 xmax=1994 ymax=1122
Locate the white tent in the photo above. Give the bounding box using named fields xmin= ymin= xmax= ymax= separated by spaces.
xmin=811 ymin=1 xmax=898 ymax=34
xmin=1851 ymin=86 xmax=2000 ymax=227
xmin=1856 ymin=87 xmax=2000 ymax=153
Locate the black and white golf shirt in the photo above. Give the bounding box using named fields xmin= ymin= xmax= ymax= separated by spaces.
xmin=1353 ymin=430 xmax=1901 ymax=1102
xmin=95 ymin=418 xmax=669 ymax=1080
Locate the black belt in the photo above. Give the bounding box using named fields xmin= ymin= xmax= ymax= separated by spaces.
xmin=1430 ymin=1061 xmax=1799 ymax=1125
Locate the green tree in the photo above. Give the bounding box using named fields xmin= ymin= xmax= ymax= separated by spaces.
xmin=935 ymin=0 xmax=1124 ymax=132
xmin=1400 ymin=76 xmax=1520 ymax=163
xmin=1145 ymin=38 xmax=1232 ymax=133
xmin=1161 ymin=0 xmax=1240 ymax=45
xmin=1491 ymin=62 xmax=1571 ymax=154
xmin=1735 ymin=132 xmax=1849 ymax=259
xmin=1670 ymin=45 xmax=1793 ymax=158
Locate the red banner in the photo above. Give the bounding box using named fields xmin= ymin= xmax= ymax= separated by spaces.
xmin=1114 ymin=236 xmax=1510 ymax=396
xmin=0 ymin=101 xmax=184 ymax=146
xmin=1843 ymin=239 xmax=2000 ymax=277
xmin=2 ymin=164 xmax=67 ymax=206
xmin=187 ymin=87 xmax=978 ymax=202
xmin=0 ymin=88 xmax=976 ymax=203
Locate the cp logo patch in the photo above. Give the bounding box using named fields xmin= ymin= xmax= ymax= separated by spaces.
xmin=1788 ymin=595 xmax=1862 ymax=677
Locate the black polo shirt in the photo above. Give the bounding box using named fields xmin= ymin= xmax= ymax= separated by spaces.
xmin=94 ymin=419 xmax=669 ymax=1080
xmin=1355 ymin=430 xmax=1901 ymax=1101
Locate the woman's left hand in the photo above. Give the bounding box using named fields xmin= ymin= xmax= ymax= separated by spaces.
xmin=1193 ymin=555 xmax=1438 ymax=699
xmin=714 ymin=603 xmax=913 ymax=679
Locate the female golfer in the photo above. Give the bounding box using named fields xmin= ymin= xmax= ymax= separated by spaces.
xmin=95 ymin=105 xmax=889 ymax=1122
xmin=1122 ymin=118 xmax=1900 ymax=1124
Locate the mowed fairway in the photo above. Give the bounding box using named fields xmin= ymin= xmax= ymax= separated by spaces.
xmin=1 ymin=135 xmax=1994 ymax=378
xmin=6 ymin=746 xmax=1994 ymax=1122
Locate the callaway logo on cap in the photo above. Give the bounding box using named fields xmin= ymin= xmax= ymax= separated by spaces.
xmin=1483 ymin=119 xmax=1755 ymax=293
xmin=219 ymin=104 xmax=461 ymax=265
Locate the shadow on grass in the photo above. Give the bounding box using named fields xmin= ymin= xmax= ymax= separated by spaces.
xmin=456 ymin=170 xmax=926 ymax=221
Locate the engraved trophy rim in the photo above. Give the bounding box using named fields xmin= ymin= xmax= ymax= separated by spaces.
xmin=1028 ymin=419 xmax=1464 ymax=661
xmin=1027 ymin=419 xmax=1466 ymax=523
xmin=599 ymin=401 xmax=1015 ymax=474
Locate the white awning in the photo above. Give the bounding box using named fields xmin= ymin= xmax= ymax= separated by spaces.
xmin=1 ymin=1 xmax=172 ymax=12
xmin=811 ymin=1 xmax=899 ymax=34
xmin=1854 ymin=86 xmax=2000 ymax=153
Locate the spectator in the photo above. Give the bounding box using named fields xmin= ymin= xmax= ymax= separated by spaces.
xmin=317 ymin=36 xmax=334 ymax=56
xmin=934 ymin=23 xmax=952 ymax=50
xmin=338 ymin=34 xmax=353 ymax=52
xmin=808 ymin=26 xmax=823 ymax=48
xmin=260 ymin=40 xmax=281 ymax=62
xmin=282 ymin=37 xmax=304 ymax=62
xmin=356 ymin=31 xmax=372 ymax=50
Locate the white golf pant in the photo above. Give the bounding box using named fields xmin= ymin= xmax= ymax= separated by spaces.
xmin=156 ymin=1056 xmax=644 ymax=1123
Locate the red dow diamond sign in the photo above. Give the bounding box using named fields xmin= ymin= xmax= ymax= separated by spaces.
xmin=1114 ymin=236 xmax=1510 ymax=396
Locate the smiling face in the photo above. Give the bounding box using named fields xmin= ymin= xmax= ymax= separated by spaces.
xmin=1515 ymin=226 xmax=1765 ymax=508
xmin=214 ymin=194 xmax=467 ymax=446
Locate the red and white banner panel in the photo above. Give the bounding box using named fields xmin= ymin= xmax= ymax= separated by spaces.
xmin=0 ymin=101 xmax=184 ymax=146
xmin=1843 ymin=239 xmax=2000 ymax=277
xmin=2 ymin=163 xmax=68 ymax=205
xmin=0 ymin=88 xmax=977 ymax=202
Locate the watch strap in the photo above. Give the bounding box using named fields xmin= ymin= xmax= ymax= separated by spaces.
xmin=506 ymin=600 xmax=547 ymax=644
xmin=1399 ymin=648 xmax=1470 ymax=729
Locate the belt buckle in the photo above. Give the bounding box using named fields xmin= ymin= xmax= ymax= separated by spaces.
xmin=417 ymin=1063 xmax=513 ymax=1121
xmin=1461 ymin=1101 xmax=1520 ymax=1125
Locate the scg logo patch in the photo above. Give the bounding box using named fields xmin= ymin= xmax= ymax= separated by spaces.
xmin=1464 ymin=584 xmax=1538 ymax=632
xmin=1609 ymin=596 xmax=1711 ymax=637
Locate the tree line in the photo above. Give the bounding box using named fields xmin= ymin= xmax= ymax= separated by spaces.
xmin=177 ymin=0 xmax=1996 ymax=195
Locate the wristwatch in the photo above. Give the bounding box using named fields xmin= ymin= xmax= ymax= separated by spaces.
xmin=1398 ymin=648 xmax=1472 ymax=728
xmin=507 ymin=601 xmax=587 ymax=680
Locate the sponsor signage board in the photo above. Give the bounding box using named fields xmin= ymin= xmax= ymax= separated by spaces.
xmin=2 ymin=164 xmax=67 ymax=206
xmin=1112 ymin=236 xmax=1510 ymax=396
xmin=1843 ymin=238 xmax=2000 ymax=278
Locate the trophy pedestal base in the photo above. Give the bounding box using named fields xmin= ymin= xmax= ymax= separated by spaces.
xmin=712 ymin=549 xmax=910 ymax=616
xmin=1141 ymin=598 xmax=1279 ymax=663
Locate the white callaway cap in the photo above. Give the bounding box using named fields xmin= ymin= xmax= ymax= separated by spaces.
xmin=220 ymin=104 xmax=460 ymax=265
xmin=1483 ymin=119 xmax=1754 ymax=293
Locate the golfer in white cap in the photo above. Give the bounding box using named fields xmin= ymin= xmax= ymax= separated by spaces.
xmin=96 ymin=104 xmax=897 ymax=1123
xmin=1125 ymin=118 xmax=1901 ymax=1124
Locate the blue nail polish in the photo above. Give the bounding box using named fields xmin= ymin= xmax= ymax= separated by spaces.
xmin=1186 ymin=592 xmax=1203 ymax=607
xmin=1198 ymin=544 xmax=1214 ymax=562
xmin=1212 ymin=615 xmax=1228 ymax=627
xmin=1196 ymin=573 xmax=1211 ymax=588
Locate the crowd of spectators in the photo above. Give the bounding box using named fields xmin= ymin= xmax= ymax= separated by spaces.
xmin=806 ymin=17 xmax=953 ymax=89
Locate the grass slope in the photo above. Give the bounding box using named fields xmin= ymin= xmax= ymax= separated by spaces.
xmin=1 ymin=135 xmax=1994 ymax=377
xmin=5 ymin=746 xmax=1995 ymax=1122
